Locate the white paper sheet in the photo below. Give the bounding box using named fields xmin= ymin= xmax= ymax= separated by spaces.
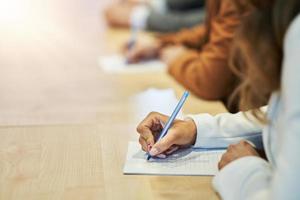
xmin=99 ymin=55 xmax=166 ymax=73
xmin=123 ymin=142 xmax=225 ymax=176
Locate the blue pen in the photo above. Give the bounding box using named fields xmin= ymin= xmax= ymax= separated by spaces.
xmin=127 ymin=27 xmax=138 ymax=49
xmin=126 ymin=26 xmax=138 ymax=63
xmin=147 ymin=91 xmax=189 ymax=161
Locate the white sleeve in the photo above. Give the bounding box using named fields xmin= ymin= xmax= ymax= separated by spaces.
xmin=212 ymin=14 xmax=300 ymax=200
xmin=130 ymin=5 xmax=151 ymax=29
xmin=271 ymin=14 xmax=300 ymax=200
xmin=187 ymin=107 xmax=266 ymax=149
xmin=213 ymin=156 xmax=272 ymax=200
xmin=149 ymin=0 xmax=167 ymax=13
xmin=130 ymin=0 xmax=167 ymax=29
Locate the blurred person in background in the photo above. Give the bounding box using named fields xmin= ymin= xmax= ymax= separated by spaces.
xmin=125 ymin=0 xmax=254 ymax=113
xmin=105 ymin=0 xmax=205 ymax=32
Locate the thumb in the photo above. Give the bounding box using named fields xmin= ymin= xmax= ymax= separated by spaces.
xmin=149 ymin=133 xmax=176 ymax=156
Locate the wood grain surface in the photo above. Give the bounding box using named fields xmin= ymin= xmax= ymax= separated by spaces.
xmin=0 ymin=0 xmax=225 ymax=199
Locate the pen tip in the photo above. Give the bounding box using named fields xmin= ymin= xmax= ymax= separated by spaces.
xmin=146 ymin=155 xmax=151 ymax=161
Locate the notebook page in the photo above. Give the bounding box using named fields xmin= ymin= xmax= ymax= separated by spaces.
xmin=123 ymin=142 xmax=225 ymax=176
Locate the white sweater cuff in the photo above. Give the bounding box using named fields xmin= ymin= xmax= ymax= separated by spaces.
xmin=213 ymin=156 xmax=272 ymax=200
xmin=186 ymin=114 xmax=263 ymax=149
xmin=186 ymin=114 xmax=219 ymax=148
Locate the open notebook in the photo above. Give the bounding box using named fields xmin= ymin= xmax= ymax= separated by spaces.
xmin=123 ymin=142 xmax=225 ymax=176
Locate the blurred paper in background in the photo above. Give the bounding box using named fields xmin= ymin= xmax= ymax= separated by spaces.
xmin=130 ymin=88 xmax=185 ymax=123
xmin=99 ymin=55 xmax=166 ymax=74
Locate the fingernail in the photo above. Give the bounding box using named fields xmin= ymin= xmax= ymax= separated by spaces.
xmin=156 ymin=154 xmax=166 ymax=159
xmin=147 ymin=144 xmax=152 ymax=152
xmin=149 ymin=147 xmax=159 ymax=156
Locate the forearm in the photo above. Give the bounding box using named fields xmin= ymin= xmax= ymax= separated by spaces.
xmin=159 ymin=25 xmax=207 ymax=48
xmin=168 ymin=48 xmax=236 ymax=101
xmin=187 ymin=108 xmax=266 ymax=149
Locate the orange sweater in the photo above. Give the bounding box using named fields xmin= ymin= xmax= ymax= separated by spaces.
xmin=160 ymin=0 xmax=247 ymax=112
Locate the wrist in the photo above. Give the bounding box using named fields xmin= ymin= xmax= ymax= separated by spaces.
xmin=185 ymin=118 xmax=197 ymax=145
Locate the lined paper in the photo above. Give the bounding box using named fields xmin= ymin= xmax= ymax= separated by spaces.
xmin=123 ymin=142 xmax=225 ymax=176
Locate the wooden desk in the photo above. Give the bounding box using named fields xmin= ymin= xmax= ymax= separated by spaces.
xmin=0 ymin=70 xmax=225 ymax=200
xmin=0 ymin=1 xmax=226 ymax=199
